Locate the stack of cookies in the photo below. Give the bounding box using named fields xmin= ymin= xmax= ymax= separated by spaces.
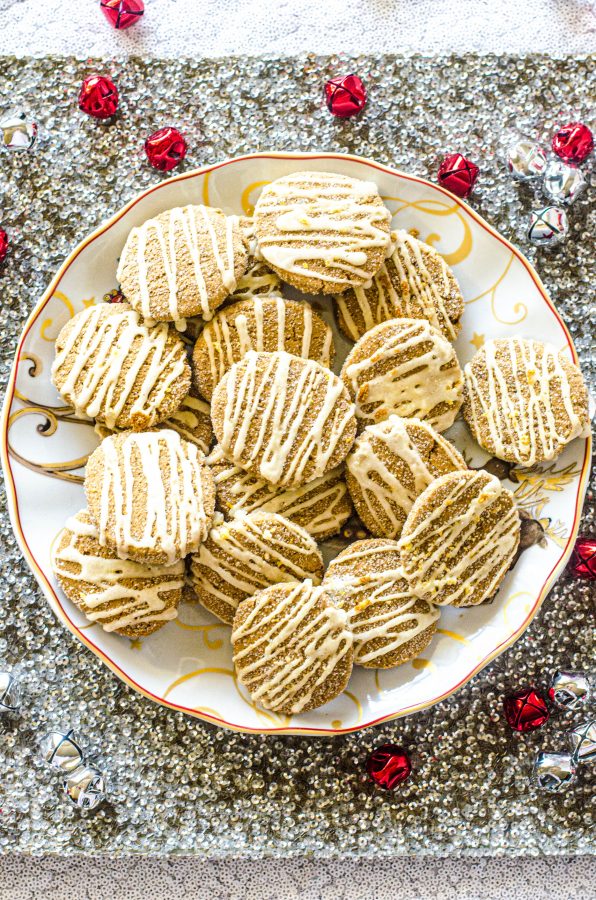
xmin=51 ymin=170 xmax=590 ymax=717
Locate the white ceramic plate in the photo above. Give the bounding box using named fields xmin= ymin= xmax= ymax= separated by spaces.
xmin=2 ymin=152 xmax=590 ymax=735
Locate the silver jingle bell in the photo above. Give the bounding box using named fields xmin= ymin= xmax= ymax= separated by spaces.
xmin=528 ymin=206 xmax=568 ymax=247
xmin=0 ymin=110 xmax=38 ymax=152
xmin=507 ymin=140 xmax=547 ymax=181
xmin=63 ymin=763 xmax=107 ymax=811
xmin=543 ymin=158 xmax=587 ymax=205
xmin=533 ymin=750 xmax=577 ymax=793
xmin=39 ymin=729 xmax=85 ymax=773
xmin=549 ymin=669 xmax=592 ymax=710
xmin=0 ymin=671 xmax=21 ymax=713
xmin=568 ymin=720 xmax=596 ymax=764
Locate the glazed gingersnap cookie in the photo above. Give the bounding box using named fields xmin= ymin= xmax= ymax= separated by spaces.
xmin=211 ymin=350 xmax=357 ymax=488
xmin=334 ymin=229 xmax=464 ymax=342
xmin=231 ymin=217 xmax=282 ymax=300
xmin=341 ymin=318 xmax=464 ymax=432
xmin=232 ymin=580 xmax=354 ymax=714
xmin=52 ymin=303 xmax=191 ymax=431
xmin=463 ymin=338 xmax=590 ymax=466
xmin=117 ymin=205 xmax=249 ymax=327
xmin=323 ymin=539 xmax=439 ymax=668
xmin=207 ymin=445 xmax=352 ymax=540
xmin=189 ymin=510 xmax=324 ymax=624
xmin=95 ymin=388 xmax=213 ymax=456
xmin=253 ymin=171 xmax=393 ymax=295
xmin=192 ymin=296 xmax=334 ymax=400
xmin=52 ymin=510 xmax=183 ymax=637
xmin=85 ymin=429 xmax=215 ymax=565
xmin=346 ymin=415 xmax=466 ymax=539
xmin=399 ymin=470 xmax=521 ymax=607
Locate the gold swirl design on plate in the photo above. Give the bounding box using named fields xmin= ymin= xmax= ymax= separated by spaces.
xmin=326 ymin=690 xmax=363 ymax=729
xmin=465 ymin=252 xmax=527 ymax=325
xmin=241 ymin=180 xmax=270 ymax=217
xmin=7 ymin=403 xmax=93 ymax=484
xmin=411 ymin=658 xmax=435 ymax=671
xmin=381 ymin=195 xmax=473 ymax=266
xmin=437 ymin=628 xmax=470 ymax=645
xmin=40 ymin=291 xmax=95 ymax=342
xmin=340 ymin=690 xmax=363 ymax=724
xmin=173 ymin=618 xmax=227 ymax=651
xmin=502 ymin=590 xmax=534 ymax=627
xmin=202 ymin=172 xmax=211 ymax=206
xmin=162 ymin=665 xmax=292 ymax=727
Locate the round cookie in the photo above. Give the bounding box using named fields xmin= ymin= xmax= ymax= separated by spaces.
xmin=207 ymin=445 xmax=352 ymax=540
xmin=52 ymin=303 xmax=191 ymax=431
xmin=52 ymin=510 xmax=184 ymax=637
xmin=341 ymin=318 xmax=464 ymax=432
xmin=192 ymin=296 xmax=334 ymax=400
xmin=346 ymin=415 xmax=467 ymax=539
xmin=85 ymin=429 xmax=215 ymax=565
xmin=95 ymin=388 xmax=213 ymax=455
xmin=334 ymin=229 xmax=464 ymax=342
xmin=323 ymin=539 xmax=439 ymax=668
xmin=116 ymin=205 xmax=249 ymax=327
xmin=463 ymin=338 xmax=590 ymax=466
xmin=253 ymin=171 xmax=393 ymax=295
xmin=232 ymin=580 xmax=354 ymax=715
xmin=211 ymin=350 xmax=357 ymax=488
xmin=189 ymin=510 xmax=324 ymax=624
xmin=399 ymin=470 xmax=521 ymax=607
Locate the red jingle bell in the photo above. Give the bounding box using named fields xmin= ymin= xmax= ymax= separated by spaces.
xmin=366 ymin=743 xmax=412 ymax=789
xmin=100 ymin=0 xmax=144 ymax=30
xmin=552 ymin=122 xmax=594 ymax=164
xmin=503 ymin=687 xmax=550 ymax=732
xmin=78 ymin=75 xmax=119 ymax=120
xmin=437 ymin=153 xmax=479 ymax=199
xmin=568 ymin=537 xmax=596 ymax=580
xmin=324 ymin=74 xmax=367 ymax=118
xmin=0 ymin=227 xmax=8 ymax=264
xmin=144 ymin=127 xmax=188 ymax=172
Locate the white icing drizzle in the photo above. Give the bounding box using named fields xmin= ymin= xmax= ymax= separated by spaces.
xmin=346 ymin=416 xmax=466 ymax=538
xmin=94 ymin=430 xmax=212 ymax=564
xmin=207 ymin=445 xmax=350 ymax=538
xmin=399 ymin=471 xmax=520 ymax=606
xmin=255 ymin=172 xmax=392 ymax=286
xmin=464 ymin=338 xmax=589 ymax=465
xmin=52 ymin=305 xmax=188 ymax=430
xmin=52 ymin=511 xmax=183 ymax=633
xmin=216 ymin=350 xmax=355 ymax=487
xmin=323 ymin=542 xmax=439 ymax=666
xmin=232 ymin=258 xmax=282 ymax=300
xmin=335 ymin=230 xmax=461 ymax=341
xmin=198 ymin=297 xmax=332 ymax=397
xmin=342 ymin=319 xmax=463 ymax=431
xmin=232 ymin=580 xmax=353 ymax=714
xmin=95 ymin=394 xmax=212 ymax=455
xmin=189 ymin=511 xmax=322 ymax=616
xmin=117 ymin=205 xmax=240 ymax=326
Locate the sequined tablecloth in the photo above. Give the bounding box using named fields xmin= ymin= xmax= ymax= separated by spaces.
xmin=0 ymin=54 xmax=594 ymax=858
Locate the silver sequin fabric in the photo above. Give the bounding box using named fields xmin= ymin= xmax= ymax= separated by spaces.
xmin=0 ymin=54 xmax=593 ymax=858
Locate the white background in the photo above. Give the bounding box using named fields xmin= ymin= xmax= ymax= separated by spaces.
xmin=0 ymin=0 xmax=594 ymax=897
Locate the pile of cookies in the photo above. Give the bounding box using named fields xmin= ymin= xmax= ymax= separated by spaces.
xmin=50 ymin=170 xmax=590 ymax=717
